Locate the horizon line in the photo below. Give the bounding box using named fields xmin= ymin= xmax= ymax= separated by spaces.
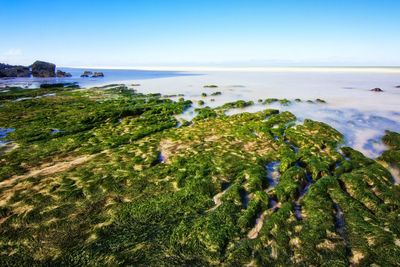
xmin=61 ymin=65 xmax=400 ymax=73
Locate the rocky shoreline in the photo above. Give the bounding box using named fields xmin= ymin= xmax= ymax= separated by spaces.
xmin=0 ymin=61 xmax=104 ymax=79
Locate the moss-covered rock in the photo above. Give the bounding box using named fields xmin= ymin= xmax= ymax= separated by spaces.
xmin=0 ymin=85 xmax=399 ymax=266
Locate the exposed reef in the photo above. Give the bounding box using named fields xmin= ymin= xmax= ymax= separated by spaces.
xmin=0 ymin=85 xmax=399 ymax=266
xmin=81 ymin=71 xmax=105 ymax=78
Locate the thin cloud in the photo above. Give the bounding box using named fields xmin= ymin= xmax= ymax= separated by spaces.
xmin=3 ymin=48 xmax=23 ymax=57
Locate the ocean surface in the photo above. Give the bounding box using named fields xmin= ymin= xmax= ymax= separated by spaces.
xmin=0 ymin=68 xmax=197 ymax=89
xmin=1 ymin=67 xmax=400 ymax=158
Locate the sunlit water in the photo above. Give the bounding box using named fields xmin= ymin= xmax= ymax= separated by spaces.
xmin=1 ymin=67 xmax=400 ymax=158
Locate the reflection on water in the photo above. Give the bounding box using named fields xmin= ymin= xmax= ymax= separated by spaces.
xmin=0 ymin=128 xmax=15 ymax=145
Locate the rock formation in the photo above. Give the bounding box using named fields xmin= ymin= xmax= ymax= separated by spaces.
xmin=92 ymin=72 xmax=104 ymax=77
xmin=0 ymin=63 xmax=30 ymax=78
xmin=56 ymin=70 xmax=72 ymax=78
xmin=80 ymin=71 xmax=93 ymax=77
xmin=31 ymin=61 xmax=56 ymax=77
xmin=81 ymin=71 xmax=104 ymax=78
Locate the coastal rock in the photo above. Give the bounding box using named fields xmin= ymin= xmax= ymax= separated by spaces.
xmin=31 ymin=61 xmax=56 ymax=77
xmin=92 ymin=72 xmax=104 ymax=78
xmin=395 ymin=85 xmax=400 ymax=88
xmin=0 ymin=63 xmax=30 ymax=78
xmin=80 ymin=71 xmax=93 ymax=77
xmin=40 ymin=82 xmax=79 ymax=89
xmin=56 ymin=70 xmax=72 ymax=78
xmin=370 ymin=88 xmax=383 ymax=92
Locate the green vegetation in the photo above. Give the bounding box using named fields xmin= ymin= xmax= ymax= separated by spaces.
xmin=210 ymin=91 xmax=222 ymax=96
xmin=221 ymin=100 xmax=254 ymax=109
xmin=316 ymin=98 xmax=327 ymax=103
xmin=263 ymin=98 xmax=278 ymax=104
xmin=278 ymin=99 xmax=291 ymax=105
xmin=0 ymin=85 xmax=399 ymax=266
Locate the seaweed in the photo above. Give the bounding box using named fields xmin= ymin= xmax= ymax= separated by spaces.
xmin=0 ymin=84 xmax=399 ymax=266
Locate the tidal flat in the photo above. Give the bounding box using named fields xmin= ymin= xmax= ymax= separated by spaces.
xmin=0 ymin=84 xmax=400 ymax=266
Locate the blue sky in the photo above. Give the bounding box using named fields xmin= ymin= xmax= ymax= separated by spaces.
xmin=1 ymin=0 xmax=399 ymax=67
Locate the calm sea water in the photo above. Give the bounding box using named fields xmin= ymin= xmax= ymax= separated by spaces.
xmin=1 ymin=67 xmax=400 ymax=158
xmin=0 ymin=68 xmax=198 ymax=88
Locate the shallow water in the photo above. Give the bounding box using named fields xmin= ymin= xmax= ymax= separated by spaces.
xmin=0 ymin=68 xmax=197 ymax=89
xmin=0 ymin=128 xmax=15 ymax=145
xmin=265 ymin=161 xmax=281 ymax=191
xmin=143 ymin=69 xmax=399 ymax=158
xmin=2 ymin=68 xmax=400 ymax=158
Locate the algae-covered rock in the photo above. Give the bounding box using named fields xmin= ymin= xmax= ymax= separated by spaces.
xmin=275 ymin=166 xmax=306 ymax=202
xmin=0 ymin=85 xmax=399 ymax=266
xmin=221 ymin=100 xmax=254 ymax=109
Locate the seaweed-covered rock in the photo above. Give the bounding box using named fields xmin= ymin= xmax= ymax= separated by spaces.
xmin=193 ymin=107 xmax=218 ymax=121
xmin=0 ymin=87 xmax=399 ymax=266
xmin=211 ymin=91 xmax=222 ymax=96
xmin=379 ymin=130 xmax=400 ymax=170
xmin=221 ymin=100 xmax=253 ymax=109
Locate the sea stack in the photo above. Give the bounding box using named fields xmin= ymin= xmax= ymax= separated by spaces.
xmin=92 ymin=72 xmax=104 ymax=77
xmin=56 ymin=70 xmax=72 ymax=77
xmin=31 ymin=61 xmax=56 ymax=77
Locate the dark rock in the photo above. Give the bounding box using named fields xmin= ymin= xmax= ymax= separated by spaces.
xmin=370 ymin=88 xmax=383 ymax=92
xmin=40 ymin=82 xmax=79 ymax=89
xmin=80 ymin=71 xmax=92 ymax=77
xmin=31 ymin=61 xmax=56 ymax=77
xmin=0 ymin=63 xmax=30 ymax=78
xmin=56 ymin=70 xmax=72 ymax=78
xmin=395 ymin=85 xmax=400 ymax=88
xmin=92 ymin=72 xmax=104 ymax=78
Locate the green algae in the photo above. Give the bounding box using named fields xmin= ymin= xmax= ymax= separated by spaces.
xmin=210 ymin=91 xmax=222 ymax=96
xmin=380 ymin=130 xmax=400 ymax=170
xmin=0 ymin=85 xmax=399 ymax=266
xmin=221 ymin=100 xmax=254 ymax=109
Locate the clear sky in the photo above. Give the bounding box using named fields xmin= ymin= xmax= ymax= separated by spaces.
xmin=1 ymin=0 xmax=399 ymax=67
